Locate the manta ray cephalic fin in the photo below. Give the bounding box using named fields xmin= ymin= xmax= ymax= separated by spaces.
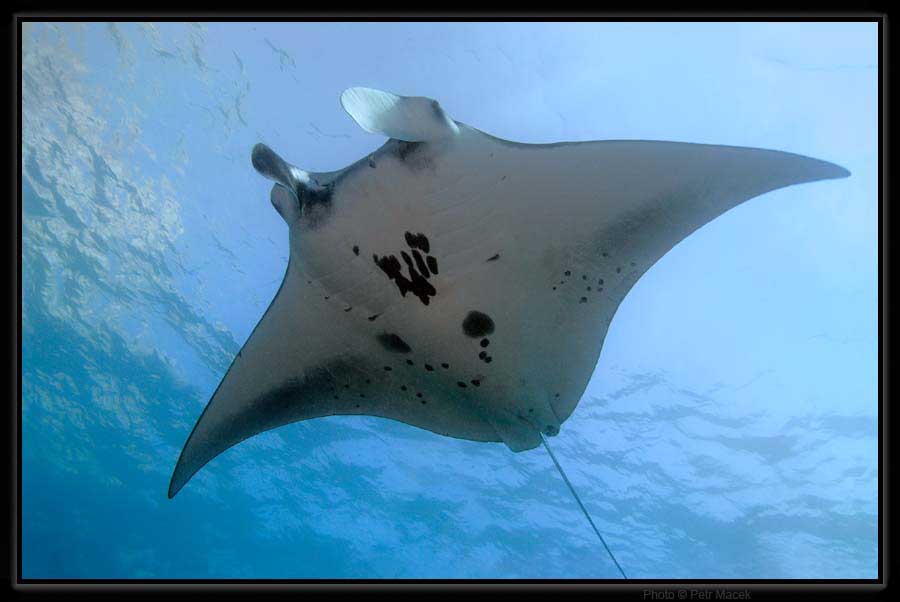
xmin=340 ymin=86 xmax=460 ymax=142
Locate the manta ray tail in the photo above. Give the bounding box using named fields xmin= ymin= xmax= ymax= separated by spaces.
xmin=540 ymin=434 xmax=628 ymax=579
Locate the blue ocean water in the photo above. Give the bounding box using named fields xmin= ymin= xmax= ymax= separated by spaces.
xmin=21 ymin=22 xmax=878 ymax=579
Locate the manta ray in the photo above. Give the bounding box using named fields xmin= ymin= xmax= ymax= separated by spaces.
xmin=169 ymin=87 xmax=849 ymax=577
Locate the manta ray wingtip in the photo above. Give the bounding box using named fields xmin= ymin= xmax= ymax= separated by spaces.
xmin=833 ymin=164 xmax=852 ymax=179
xmin=167 ymin=456 xmax=189 ymax=499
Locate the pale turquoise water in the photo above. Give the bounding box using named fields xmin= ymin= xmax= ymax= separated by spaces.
xmin=21 ymin=21 xmax=878 ymax=579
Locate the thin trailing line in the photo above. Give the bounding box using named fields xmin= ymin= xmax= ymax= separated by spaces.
xmin=540 ymin=433 xmax=628 ymax=579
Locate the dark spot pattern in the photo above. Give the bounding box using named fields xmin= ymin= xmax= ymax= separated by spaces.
xmin=480 ymin=338 xmax=490 ymax=348
xmin=374 ymin=232 xmax=439 ymax=306
xmin=462 ymin=311 xmax=495 ymax=338
xmin=486 ymin=253 xmax=500 ymax=262
xmin=352 ymin=245 xmax=359 ymax=256
xmin=404 ymin=231 xmax=431 ymax=253
xmin=412 ymin=250 xmax=430 ymax=276
xmin=376 ymin=332 xmax=412 ymax=353
xmin=368 ymin=314 xmax=380 ymax=322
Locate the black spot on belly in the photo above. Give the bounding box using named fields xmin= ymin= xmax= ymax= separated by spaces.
xmin=580 ymin=297 xmax=588 ymax=303
xmin=462 ymin=311 xmax=495 ymax=338
xmin=479 ymin=351 xmax=487 ymax=360
xmin=441 ymin=362 xmax=449 ymax=369
xmin=412 ymin=250 xmax=431 ymax=278
xmin=352 ymin=245 xmax=359 ymax=256
xmin=368 ymin=314 xmax=380 ymax=322
xmin=376 ymin=332 xmax=411 ymax=353
xmin=486 ymin=253 xmax=500 ymax=262
xmin=470 ymin=379 xmax=481 ymax=387
xmin=564 ymin=270 xmax=571 ymax=276
xmin=424 ymin=364 xmax=434 ymax=371
xmin=404 ymin=231 xmax=431 ymax=253
xmin=374 ymin=233 xmax=438 ymax=306
xmin=457 ymin=381 xmax=467 ymax=388
xmin=480 ymin=338 xmax=490 ymax=348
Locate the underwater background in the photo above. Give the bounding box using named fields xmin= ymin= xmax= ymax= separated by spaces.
xmin=20 ymin=21 xmax=878 ymax=579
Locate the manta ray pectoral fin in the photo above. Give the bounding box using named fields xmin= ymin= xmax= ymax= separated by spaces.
xmin=340 ymin=86 xmax=460 ymax=142
xmin=169 ymin=259 xmax=502 ymax=498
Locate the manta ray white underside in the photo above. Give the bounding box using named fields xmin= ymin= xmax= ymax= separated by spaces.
xmin=169 ymin=87 xmax=849 ymax=500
